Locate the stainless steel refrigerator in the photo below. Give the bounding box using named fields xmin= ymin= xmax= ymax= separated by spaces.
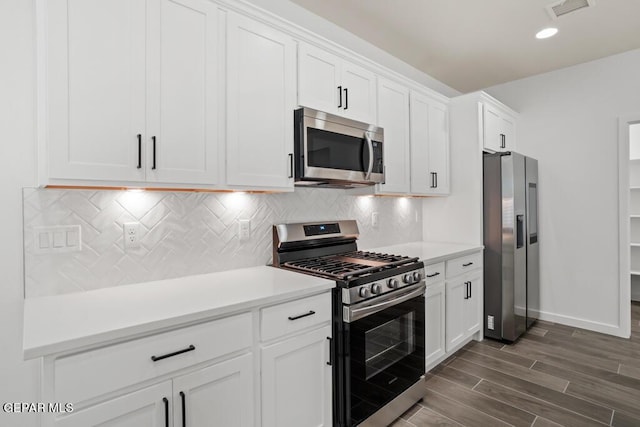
xmin=483 ymin=151 xmax=539 ymax=342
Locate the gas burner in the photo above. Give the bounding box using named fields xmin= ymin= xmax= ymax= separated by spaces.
xmin=282 ymin=250 xmax=419 ymax=280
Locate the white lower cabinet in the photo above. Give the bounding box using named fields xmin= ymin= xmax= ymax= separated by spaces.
xmin=445 ymin=272 xmax=482 ymax=352
xmin=425 ymin=281 xmax=446 ymax=370
xmin=173 ymin=353 xmax=254 ymax=427
xmin=54 ymin=382 xmax=172 ymax=427
xmin=424 ymin=251 xmax=483 ymax=371
xmin=43 ymin=291 xmax=333 ymax=427
xmin=261 ymin=325 xmax=332 ymax=427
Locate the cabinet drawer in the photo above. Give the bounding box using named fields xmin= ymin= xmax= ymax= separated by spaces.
xmin=261 ymin=292 xmax=331 ymax=342
xmin=446 ymin=252 xmax=482 ymax=278
xmin=54 ymin=313 xmax=252 ymax=405
xmin=424 ymin=262 xmax=445 ymax=285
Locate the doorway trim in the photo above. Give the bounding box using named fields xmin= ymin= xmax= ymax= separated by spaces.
xmin=618 ymin=114 xmax=640 ymax=339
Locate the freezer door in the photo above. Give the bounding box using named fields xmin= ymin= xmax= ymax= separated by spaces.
xmin=502 ymin=153 xmax=527 ymax=341
xmin=526 ymin=156 xmax=539 ymax=328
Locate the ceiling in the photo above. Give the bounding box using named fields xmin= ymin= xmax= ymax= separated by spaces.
xmin=288 ymin=0 xmax=640 ymax=93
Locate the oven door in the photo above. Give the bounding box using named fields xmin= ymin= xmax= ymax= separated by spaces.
xmin=295 ymin=109 xmax=384 ymax=184
xmin=343 ymin=283 xmax=425 ymax=426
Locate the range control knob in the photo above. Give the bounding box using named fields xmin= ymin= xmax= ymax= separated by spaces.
xmin=371 ymin=283 xmax=382 ymax=295
xmin=387 ymin=278 xmax=399 ymax=289
xmin=413 ymin=271 xmax=423 ymax=282
xmin=359 ymin=287 xmax=370 ymax=298
xmin=403 ymin=274 xmax=413 ymax=284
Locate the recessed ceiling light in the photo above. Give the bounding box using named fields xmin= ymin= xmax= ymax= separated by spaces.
xmin=536 ymin=27 xmax=558 ymax=39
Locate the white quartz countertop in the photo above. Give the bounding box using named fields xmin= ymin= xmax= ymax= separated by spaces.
xmin=23 ymin=266 xmax=334 ymax=360
xmin=366 ymin=241 xmax=483 ymax=265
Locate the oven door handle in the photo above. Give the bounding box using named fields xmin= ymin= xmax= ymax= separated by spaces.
xmin=364 ymin=132 xmax=374 ymax=180
xmin=344 ymin=283 xmax=425 ymax=323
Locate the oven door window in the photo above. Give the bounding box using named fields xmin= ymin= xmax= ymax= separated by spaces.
xmin=365 ymin=312 xmax=415 ymax=379
xmin=345 ymin=295 xmax=425 ymax=425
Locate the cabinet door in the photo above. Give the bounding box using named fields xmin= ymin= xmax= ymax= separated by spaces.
xmin=340 ymin=61 xmax=377 ymax=123
xmin=501 ymin=114 xmax=516 ymax=152
xmin=425 ymin=282 xmax=446 ymax=370
xmin=376 ymin=78 xmax=410 ymax=194
xmin=146 ymin=0 xmax=220 ymax=185
xmin=261 ymin=325 xmax=332 ymax=427
xmin=297 ymin=43 xmax=341 ymax=114
xmin=483 ymin=104 xmax=502 ymax=152
xmin=445 ymin=279 xmax=466 ymax=352
xmin=173 ymin=353 xmax=254 ymax=427
xmin=226 ymin=12 xmax=296 ymax=189
xmin=464 ymin=274 xmax=483 ymax=336
xmin=46 ymin=0 xmax=146 ymax=182
xmin=426 ymin=100 xmax=450 ymax=194
xmin=410 ymin=91 xmax=450 ymax=195
xmin=54 ymin=382 xmax=171 ymax=427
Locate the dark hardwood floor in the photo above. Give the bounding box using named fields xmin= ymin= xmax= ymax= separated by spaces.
xmin=392 ymin=302 xmax=640 ymax=427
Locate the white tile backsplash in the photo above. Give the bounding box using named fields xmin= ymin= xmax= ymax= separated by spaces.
xmin=23 ymin=188 xmax=422 ymax=297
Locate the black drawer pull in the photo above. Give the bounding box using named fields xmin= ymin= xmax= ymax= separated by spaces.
xmin=426 ymin=272 xmax=440 ymax=278
xmin=326 ymin=336 xmax=333 ymax=366
xmin=462 ymin=262 xmax=474 ymax=267
xmin=288 ymin=310 xmax=316 ymax=321
xmin=151 ymin=345 xmax=196 ymax=362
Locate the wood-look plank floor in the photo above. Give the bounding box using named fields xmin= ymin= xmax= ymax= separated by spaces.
xmin=391 ymin=302 xmax=640 ymax=427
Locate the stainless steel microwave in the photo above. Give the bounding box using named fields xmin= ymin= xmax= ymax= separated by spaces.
xmin=293 ymin=107 xmax=384 ymax=188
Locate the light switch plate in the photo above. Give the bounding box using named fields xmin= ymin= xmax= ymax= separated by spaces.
xmin=33 ymin=225 xmax=82 ymax=254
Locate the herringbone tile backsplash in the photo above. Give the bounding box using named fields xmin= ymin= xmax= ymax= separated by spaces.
xmin=23 ymin=188 xmax=422 ymax=297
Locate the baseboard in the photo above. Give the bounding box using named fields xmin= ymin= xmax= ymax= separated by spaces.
xmin=533 ymin=309 xmax=627 ymax=338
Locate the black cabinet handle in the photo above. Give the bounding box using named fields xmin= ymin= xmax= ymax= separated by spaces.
xmin=152 ymin=136 xmax=157 ymax=170
xmin=462 ymin=262 xmax=473 ymax=267
xmin=151 ymin=345 xmax=196 ymax=362
xmin=288 ymin=153 xmax=293 ymax=178
xmin=344 ymin=88 xmax=348 ymax=110
xmin=337 ymin=86 xmax=342 ymax=108
xmin=430 ymin=172 xmax=436 ymax=188
xmin=434 ymin=172 xmax=438 ymax=188
xmin=500 ymin=133 xmax=506 ymax=149
xmin=326 ymin=336 xmax=333 ymax=366
xmin=469 ymin=281 xmax=472 ymax=299
xmin=137 ymin=134 xmax=142 ymax=169
xmin=180 ymin=391 xmax=186 ymax=427
xmin=163 ymin=397 xmax=169 ymax=427
xmin=288 ymin=310 xmax=316 ymax=321
xmin=426 ymin=272 xmax=440 ymax=278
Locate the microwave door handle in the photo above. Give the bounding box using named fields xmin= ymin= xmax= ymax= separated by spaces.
xmin=364 ymin=132 xmax=374 ymax=180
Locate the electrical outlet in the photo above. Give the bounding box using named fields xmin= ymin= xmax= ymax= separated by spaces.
xmin=487 ymin=315 xmax=495 ymax=330
xmin=371 ymin=212 xmax=379 ymax=228
xmin=238 ymin=219 xmax=251 ymax=241
xmin=123 ymin=222 xmax=140 ymax=249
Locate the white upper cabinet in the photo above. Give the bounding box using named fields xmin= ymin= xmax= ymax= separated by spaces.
xmin=410 ymin=90 xmax=450 ymax=195
xmin=298 ymin=42 xmax=376 ymax=124
xmin=376 ymin=78 xmax=410 ymax=194
xmin=225 ymin=12 xmax=296 ymax=190
xmin=46 ymin=0 xmax=147 ymax=182
xmin=146 ymin=0 xmax=221 ymax=185
xmin=45 ymin=0 xmax=221 ymax=186
xmin=483 ymin=101 xmax=517 ymax=153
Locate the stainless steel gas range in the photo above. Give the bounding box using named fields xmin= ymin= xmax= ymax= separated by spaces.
xmin=272 ymin=220 xmax=426 ymax=427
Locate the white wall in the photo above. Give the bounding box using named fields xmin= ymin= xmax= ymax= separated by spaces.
xmin=485 ymin=49 xmax=640 ymax=336
xmin=0 ymin=0 xmax=40 ymax=425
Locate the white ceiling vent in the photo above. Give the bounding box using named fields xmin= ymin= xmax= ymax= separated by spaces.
xmin=546 ymin=0 xmax=595 ymax=19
